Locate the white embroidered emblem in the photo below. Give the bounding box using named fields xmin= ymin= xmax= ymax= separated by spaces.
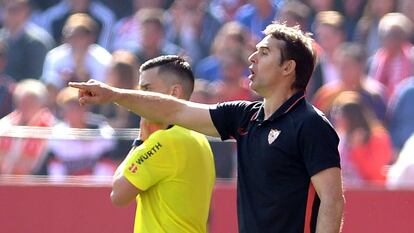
xmin=268 ymin=129 xmax=281 ymax=144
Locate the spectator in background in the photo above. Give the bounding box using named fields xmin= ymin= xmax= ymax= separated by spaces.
xmin=276 ymin=0 xmax=311 ymax=30
xmin=190 ymin=79 xmax=217 ymax=104
xmin=0 ymin=79 xmax=54 ymax=175
xmin=99 ymin=50 xmax=141 ymax=164
xmin=398 ymin=0 xmax=414 ymax=44
xmin=211 ymin=50 xmax=256 ymax=102
xmin=234 ymin=0 xmax=279 ymax=40
xmin=195 ymin=21 xmax=254 ymax=82
xmin=0 ymin=40 xmax=14 ymax=118
xmin=41 ymin=13 xmax=112 ymax=109
xmin=369 ymin=13 xmax=413 ymax=102
xmin=133 ymin=8 xmax=183 ymax=65
xmin=166 ymin=0 xmax=222 ymax=66
xmin=46 ymin=87 xmax=115 ymax=177
xmin=110 ymin=0 xmax=163 ymax=52
xmin=339 ymin=0 xmax=366 ymax=40
xmin=387 ymin=134 xmax=414 ymax=188
xmin=387 ymin=76 xmax=414 ymax=156
xmin=101 ymin=50 xmax=140 ymax=129
xmin=306 ymin=0 xmax=339 ymax=30
xmin=354 ymin=0 xmax=396 ymax=56
xmin=0 ymin=0 xmax=53 ymax=81
xmin=40 ymin=0 xmax=115 ymax=49
xmin=313 ymin=43 xmax=387 ymax=122
xmin=331 ymin=92 xmax=392 ymax=187
xmin=309 ymin=11 xmax=346 ymax=96
xmin=209 ymin=0 xmax=245 ymax=22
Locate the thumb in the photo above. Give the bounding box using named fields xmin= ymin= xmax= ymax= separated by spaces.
xmin=79 ymin=95 xmax=102 ymax=105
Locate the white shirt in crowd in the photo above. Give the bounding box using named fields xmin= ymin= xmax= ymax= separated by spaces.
xmin=387 ymin=134 xmax=414 ymax=188
xmin=41 ymin=43 xmax=112 ymax=89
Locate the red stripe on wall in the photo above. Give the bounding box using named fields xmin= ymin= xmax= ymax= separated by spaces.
xmin=304 ymin=183 xmax=316 ymax=233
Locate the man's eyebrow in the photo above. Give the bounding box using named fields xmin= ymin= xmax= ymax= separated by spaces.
xmin=256 ymin=44 xmax=270 ymax=50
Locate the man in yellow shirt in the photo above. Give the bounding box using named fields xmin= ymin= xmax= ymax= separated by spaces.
xmin=110 ymin=55 xmax=215 ymax=233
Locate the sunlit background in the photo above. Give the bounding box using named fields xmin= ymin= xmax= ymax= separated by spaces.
xmin=1 ymin=0 xmax=414 ymax=232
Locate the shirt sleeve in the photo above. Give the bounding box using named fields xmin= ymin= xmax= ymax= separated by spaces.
xmin=298 ymin=113 xmax=341 ymax=177
xmin=41 ymin=52 xmax=62 ymax=88
xmin=209 ymin=101 xmax=252 ymax=140
xmin=121 ymin=130 xmax=176 ymax=191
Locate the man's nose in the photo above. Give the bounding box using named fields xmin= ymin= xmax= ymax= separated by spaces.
xmin=248 ymin=51 xmax=257 ymax=63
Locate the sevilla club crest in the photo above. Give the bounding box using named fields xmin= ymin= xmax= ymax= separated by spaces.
xmin=268 ymin=129 xmax=281 ymax=144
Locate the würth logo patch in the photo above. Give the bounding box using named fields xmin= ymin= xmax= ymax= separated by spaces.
xmin=268 ymin=129 xmax=281 ymax=144
xmin=136 ymin=142 xmax=162 ymax=165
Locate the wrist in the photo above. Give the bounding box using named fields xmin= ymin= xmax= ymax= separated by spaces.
xmin=111 ymin=87 xmax=123 ymax=103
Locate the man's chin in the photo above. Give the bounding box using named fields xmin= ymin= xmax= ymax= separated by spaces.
xmin=249 ymin=82 xmax=257 ymax=92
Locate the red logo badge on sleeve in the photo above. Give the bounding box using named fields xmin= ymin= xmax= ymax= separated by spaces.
xmin=128 ymin=163 xmax=138 ymax=173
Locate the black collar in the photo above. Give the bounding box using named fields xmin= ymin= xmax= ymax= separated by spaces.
xmin=253 ymin=91 xmax=306 ymax=122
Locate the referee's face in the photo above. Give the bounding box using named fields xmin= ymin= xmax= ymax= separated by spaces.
xmin=138 ymin=68 xmax=171 ymax=95
xmin=248 ymin=35 xmax=284 ymax=96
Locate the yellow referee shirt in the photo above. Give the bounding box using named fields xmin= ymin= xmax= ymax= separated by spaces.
xmin=122 ymin=126 xmax=215 ymax=233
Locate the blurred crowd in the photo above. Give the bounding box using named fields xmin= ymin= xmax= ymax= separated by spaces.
xmin=0 ymin=0 xmax=413 ymax=188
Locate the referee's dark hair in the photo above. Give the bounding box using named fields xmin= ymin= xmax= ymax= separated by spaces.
xmin=139 ymin=55 xmax=195 ymax=100
xmin=263 ymin=22 xmax=316 ymax=91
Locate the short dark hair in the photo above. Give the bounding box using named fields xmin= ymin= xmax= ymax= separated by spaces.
xmin=263 ymin=22 xmax=316 ymax=91
xmin=139 ymin=55 xmax=195 ymax=100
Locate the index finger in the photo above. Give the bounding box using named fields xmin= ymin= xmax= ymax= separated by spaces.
xmin=68 ymin=82 xmax=94 ymax=90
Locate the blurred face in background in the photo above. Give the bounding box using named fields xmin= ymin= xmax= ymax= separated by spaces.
xmin=61 ymin=100 xmax=87 ymax=128
xmin=106 ymin=68 xmax=122 ymax=88
xmin=15 ymin=94 xmax=43 ymax=124
xmin=106 ymin=65 xmax=138 ymax=89
xmin=3 ymin=1 xmax=30 ymax=31
xmin=222 ymin=55 xmax=246 ymax=83
xmin=140 ymin=21 xmax=164 ymax=52
xmin=381 ymin=27 xmax=406 ymax=51
xmin=337 ymin=54 xmax=363 ymax=88
xmin=179 ymin=0 xmax=206 ymax=10
xmin=315 ymin=25 xmax=344 ymax=55
xmin=66 ymin=29 xmax=95 ymax=51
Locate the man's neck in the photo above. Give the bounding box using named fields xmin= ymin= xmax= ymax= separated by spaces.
xmin=262 ymin=87 xmax=297 ymax=120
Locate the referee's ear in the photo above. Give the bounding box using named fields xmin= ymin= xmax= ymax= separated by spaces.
xmin=282 ymin=60 xmax=296 ymax=77
xmin=169 ymin=84 xmax=184 ymax=99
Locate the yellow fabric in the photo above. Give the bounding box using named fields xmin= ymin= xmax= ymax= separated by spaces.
xmin=122 ymin=126 xmax=215 ymax=233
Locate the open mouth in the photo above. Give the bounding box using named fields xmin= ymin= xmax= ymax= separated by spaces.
xmin=249 ymin=66 xmax=255 ymax=75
